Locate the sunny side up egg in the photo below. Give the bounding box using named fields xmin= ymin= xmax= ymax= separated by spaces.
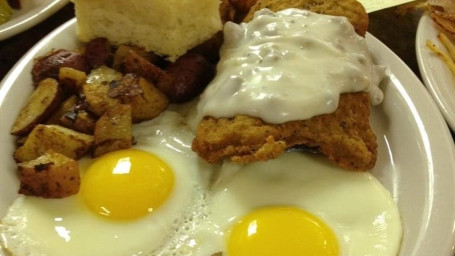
xmin=0 ymin=109 xmax=403 ymax=256
xmin=0 ymin=110 xmax=213 ymax=256
xmin=151 ymin=153 xmax=403 ymax=256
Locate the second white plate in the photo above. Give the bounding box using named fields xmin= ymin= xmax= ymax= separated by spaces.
xmin=0 ymin=0 xmax=69 ymax=41
xmin=416 ymin=13 xmax=455 ymax=131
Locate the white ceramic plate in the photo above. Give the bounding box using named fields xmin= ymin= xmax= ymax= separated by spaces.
xmin=1 ymin=18 xmax=455 ymax=256
xmin=0 ymin=0 xmax=69 ymax=41
xmin=416 ymin=13 xmax=455 ymax=131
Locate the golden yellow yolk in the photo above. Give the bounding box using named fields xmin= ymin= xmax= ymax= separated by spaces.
xmin=227 ymin=206 xmax=339 ymax=256
xmin=80 ymin=149 xmax=174 ymax=220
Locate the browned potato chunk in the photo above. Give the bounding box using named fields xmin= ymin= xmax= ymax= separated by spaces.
xmin=18 ymin=150 xmax=80 ymax=198
xmin=123 ymin=49 xmax=166 ymax=83
xmin=60 ymin=110 xmax=96 ymax=135
xmin=46 ymin=95 xmax=79 ymax=125
xmin=157 ymin=53 xmax=215 ymax=103
xmin=14 ymin=124 xmax=94 ymax=162
xmin=82 ymin=66 xmax=122 ymax=116
xmin=93 ymin=104 xmax=133 ymax=157
xmin=32 ymin=49 xmax=89 ymax=83
xmin=113 ymin=45 xmax=150 ymax=70
xmin=58 ymin=67 xmax=87 ymax=93
xmin=109 ymin=74 xmax=169 ymax=122
xmin=11 ymin=78 xmax=63 ymax=136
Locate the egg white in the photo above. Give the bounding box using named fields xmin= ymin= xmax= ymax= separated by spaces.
xmin=179 ymin=152 xmax=403 ymax=256
xmin=0 ymin=110 xmax=212 ymax=256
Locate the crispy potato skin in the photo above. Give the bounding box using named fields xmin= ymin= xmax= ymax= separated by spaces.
xmin=14 ymin=124 xmax=94 ymax=163
xmin=110 ymin=74 xmax=169 ymax=122
xmin=11 ymin=78 xmax=63 ymax=136
xmin=32 ymin=49 xmax=89 ymax=83
xmin=157 ymin=53 xmax=215 ymax=103
xmin=18 ymin=150 xmax=80 ymax=198
xmin=243 ymin=0 xmax=369 ymax=37
xmin=58 ymin=67 xmax=87 ymax=94
xmin=123 ymin=49 xmax=166 ymax=84
xmin=93 ymin=104 xmax=133 ymax=157
xmin=84 ymin=37 xmax=112 ymax=69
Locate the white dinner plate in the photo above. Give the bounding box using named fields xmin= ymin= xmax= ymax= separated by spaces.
xmin=0 ymin=0 xmax=69 ymax=41
xmin=416 ymin=13 xmax=455 ymax=131
xmin=1 ymin=18 xmax=455 ymax=256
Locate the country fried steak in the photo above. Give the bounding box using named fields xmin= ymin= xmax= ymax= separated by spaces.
xmin=192 ymin=92 xmax=377 ymax=171
xmin=191 ymin=0 xmax=380 ymax=171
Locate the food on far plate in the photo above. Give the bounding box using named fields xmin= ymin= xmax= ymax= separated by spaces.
xmin=426 ymin=31 xmax=455 ymax=74
xmin=1 ymin=0 xmax=404 ymax=256
xmin=428 ymin=0 xmax=455 ymax=34
xmin=0 ymin=0 xmax=12 ymax=25
xmin=192 ymin=8 xmax=384 ymax=171
xmin=71 ymin=0 xmax=223 ymax=61
xmin=426 ymin=0 xmax=455 ymax=75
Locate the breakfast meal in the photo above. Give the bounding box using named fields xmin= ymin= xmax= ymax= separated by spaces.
xmin=192 ymin=1 xmax=384 ymax=171
xmin=0 ymin=0 xmax=403 ymax=255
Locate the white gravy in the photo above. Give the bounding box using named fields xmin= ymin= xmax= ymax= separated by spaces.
xmin=195 ymin=8 xmax=385 ymax=124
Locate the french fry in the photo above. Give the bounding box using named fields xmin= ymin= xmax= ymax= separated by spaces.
xmin=426 ymin=40 xmax=455 ymax=75
xmin=437 ymin=32 xmax=455 ymax=61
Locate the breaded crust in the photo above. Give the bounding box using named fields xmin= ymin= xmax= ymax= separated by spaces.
xmin=243 ymin=0 xmax=369 ymax=36
xmin=192 ymin=92 xmax=377 ymax=171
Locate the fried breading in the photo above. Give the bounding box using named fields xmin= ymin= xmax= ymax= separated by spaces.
xmin=192 ymin=1 xmax=378 ymax=171
xmin=243 ymin=0 xmax=369 ymax=36
xmin=192 ymin=92 xmax=377 ymax=171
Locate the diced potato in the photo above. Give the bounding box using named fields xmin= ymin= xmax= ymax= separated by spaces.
xmin=113 ymin=44 xmax=149 ymax=70
xmin=123 ymin=50 xmax=166 ymax=83
xmin=82 ymin=66 xmax=122 ymax=116
xmin=11 ymin=78 xmax=63 ymax=136
xmin=18 ymin=150 xmax=80 ymax=198
xmin=32 ymin=49 xmax=89 ymax=83
xmin=46 ymin=95 xmax=79 ymax=125
xmin=110 ymin=74 xmax=169 ymax=122
xmin=58 ymin=67 xmax=87 ymax=93
xmin=14 ymin=124 xmax=94 ymax=162
xmin=60 ymin=110 xmax=96 ymax=135
xmin=93 ymin=104 xmax=133 ymax=157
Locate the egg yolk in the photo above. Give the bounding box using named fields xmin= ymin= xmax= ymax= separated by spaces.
xmin=227 ymin=206 xmax=339 ymax=256
xmin=80 ymin=149 xmax=174 ymax=220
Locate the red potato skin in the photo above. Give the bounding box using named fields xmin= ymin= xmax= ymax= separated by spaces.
xmin=158 ymin=53 xmax=215 ymax=103
xmin=32 ymin=49 xmax=89 ymax=83
xmin=85 ymin=37 xmax=112 ymax=69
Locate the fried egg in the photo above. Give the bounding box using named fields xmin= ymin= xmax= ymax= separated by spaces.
xmin=1 ymin=110 xmax=402 ymax=256
xmin=0 ymin=111 xmax=212 ymax=256
xmin=154 ymin=152 xmax=402 ymax=256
